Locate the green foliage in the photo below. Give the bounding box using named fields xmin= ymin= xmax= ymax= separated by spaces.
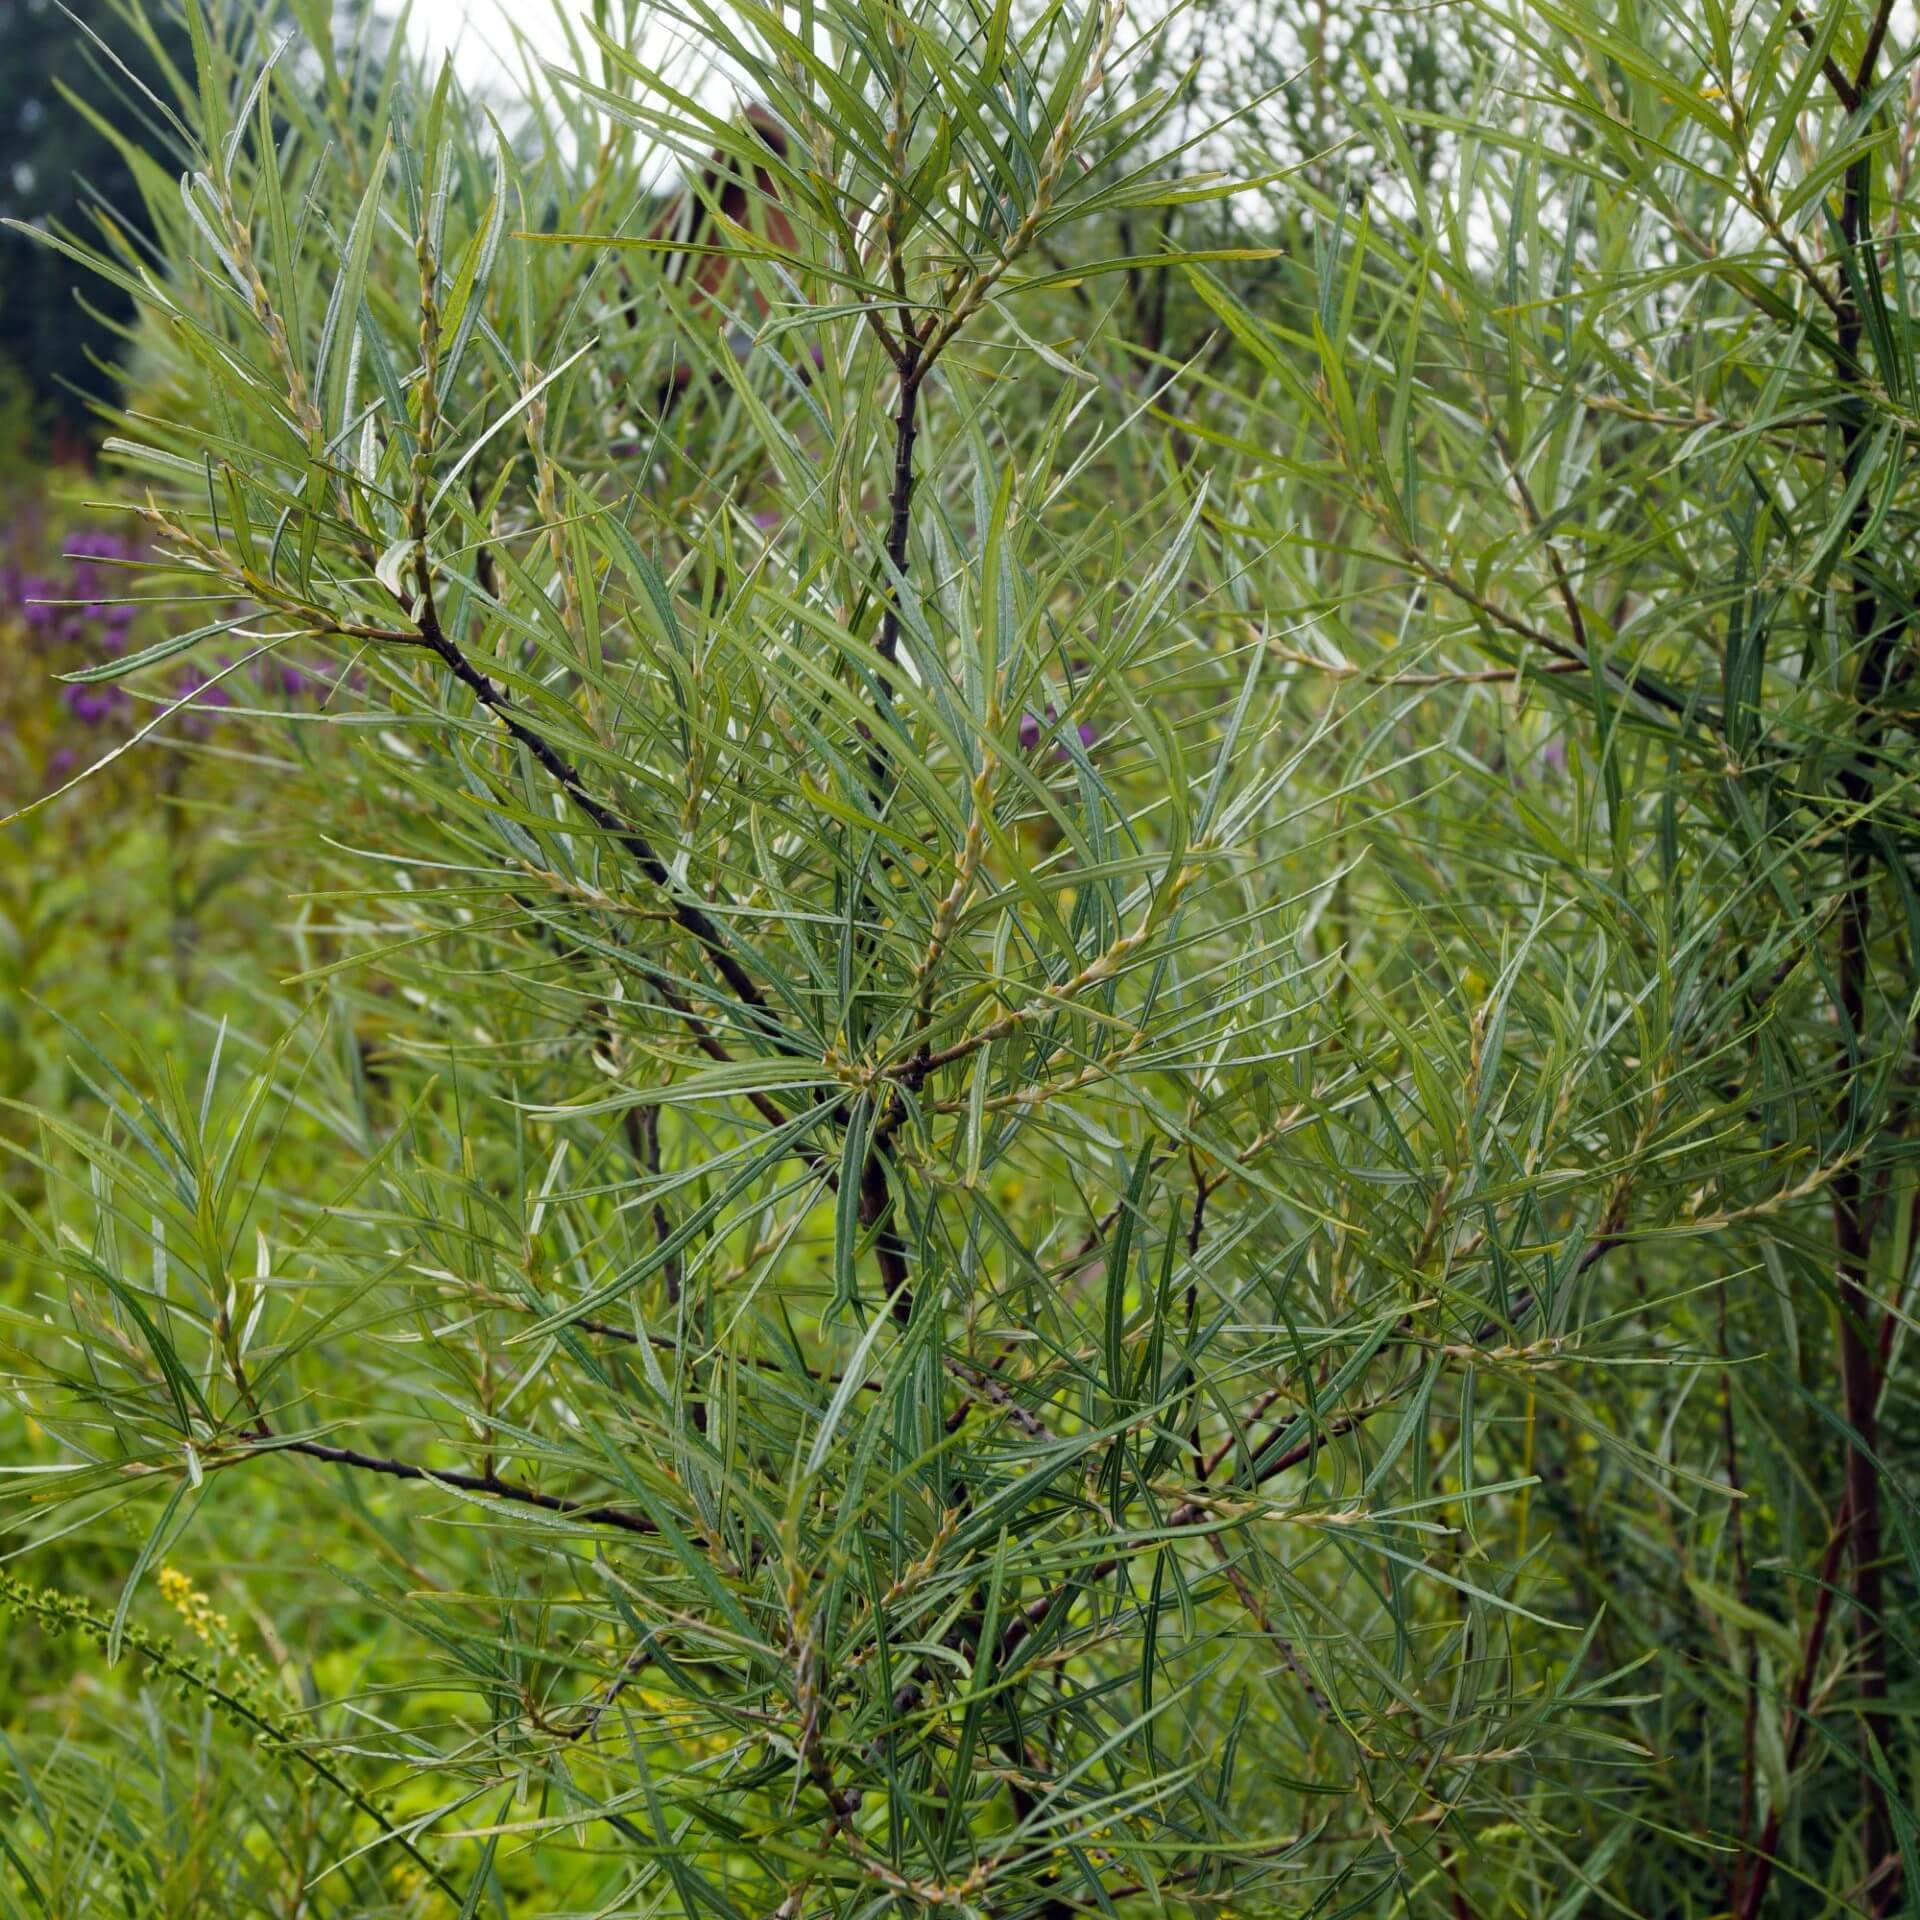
xmin=1178 ymin=0 xmax=1920 ymax=1907
xmin=0 ymin=0 xmax=1915 ymax=1914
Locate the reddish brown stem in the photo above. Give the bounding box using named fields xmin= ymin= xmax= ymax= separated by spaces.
xmin=1733 ymin=1510 xmax=1853 ymax=1920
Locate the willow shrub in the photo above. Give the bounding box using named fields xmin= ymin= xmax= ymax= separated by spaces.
xmin=1183 ymin=0 xmax=1920 ymax=1908
xmin=5 ymin=0 xmax=1915 ymax=1914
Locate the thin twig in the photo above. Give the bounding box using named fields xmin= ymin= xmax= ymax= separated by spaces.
xmin=253 ymin=1435 xmax=658 ymax=1537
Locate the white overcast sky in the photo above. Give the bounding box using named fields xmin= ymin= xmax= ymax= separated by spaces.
xmin=404 ymin=0 xmax=709 ymax=97
xmin=408 ymin=0 xmax=578 ymax=74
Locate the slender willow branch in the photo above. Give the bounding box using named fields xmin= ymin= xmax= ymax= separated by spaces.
xmin=1854 ymin=0 xmax=1896 ymax=97
xmin=515 ymin=888 xmax=799 ymax=1136
xmin=1733 ymin=1280 xmax=1904 ymax=1918
xmin=542 ymin=1641 xmax=654 ymax=1743
xmin=253 ymin=1435 xmax=659 ymax=1537
xmin=847 ymin=11 xmax=1117 ymax=1333
xmin=1055 ymin=1837 xmax=1312 ymax=1912
xmin=1732 ymin=1505 xmax=1853 ymax=1920
xmin=1788 ymin=5 xmax=1860 ymax=112
xmin=858 ymin=1141 xmax=914 ymax=1325
xmin=1824 ymin=112 xmax=1900 ymax=1906
xmin=637 ymin=970 xmax=799 ymax=1128
xmin=1273 ymin=640 xmax=1591 ymax=688
xmin=409 ymin=602 xmax=796 ymax=1055
xmin=994 ymin=1403 xmax=1370 ymax=1670
xmin=471 ymin=1284 xmax=888 ymax=1392
xmin=1208 ymin=1536 xmax=1332 ymax=1717
xmin=852 ymin=341 xmax=930 ymax=1321
xmin=943 ymin=1355 xmax=1058 ymax=1442
xmin=1721 ymin=1285 xmax=1761 ymax=1916
xmin=991 ymin=1276 xmax=1563 ymax=1679
xmin=1380 ymin=534 xmax=1714 ymax=733
xmin=875 ymin=340 xmax=923 ymax=682
xmin=636 ymin=1103 xmax=705 ymax=1436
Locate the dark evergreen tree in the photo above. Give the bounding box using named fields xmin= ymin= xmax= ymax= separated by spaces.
xmin=0 ymin=0 xmax=191 ymax=448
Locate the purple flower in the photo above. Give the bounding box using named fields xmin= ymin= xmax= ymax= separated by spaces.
xmin=247 ymin=653 xmax=341 ymax=703
xmin=172 ymin=663 xmax=236 ymax=737
xmin=17 ymin=575 xmax=62 ymax=639
xmin=61 ymin=681 xmax=127 ymax=726
xmin=177 ymin=664 xmax=234 ymax=706
xmin=65 ymin=529 xmax=134 ymax=560
xmin=1018 ymin=702 xmax=1099 ymax=759
xmin=9 ymin=525 xmax=146 ymax=668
